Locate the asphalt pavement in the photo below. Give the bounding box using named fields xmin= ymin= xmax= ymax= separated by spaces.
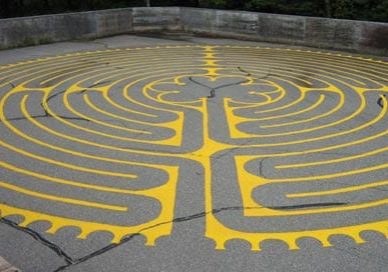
xmin=0 ymin=34 xmax=387 ymax=272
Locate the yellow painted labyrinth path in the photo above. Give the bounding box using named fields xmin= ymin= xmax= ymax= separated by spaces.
xmin=0 ymin=45 xmax=387 ymax=251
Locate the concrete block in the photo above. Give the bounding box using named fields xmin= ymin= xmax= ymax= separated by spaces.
xmin=360 ymin=22 xmax=388 ymax=53
xmin=96 ymin=9 xmax=133 ymax=35
xmin=52 ymin=12 xmax=97 ymax=40
xmin=258 ymin=14 xmax=306 ymax=44
xmin=0 ymin=18 xmax=53 ymax=48
xmin=305 ymin=17 xmax=337 ymax=48
xmin=132 ymin=7 xmax=181 ymax=31
xmin=214 ymin=10 xmax=259 ymax=34
xmin=332 ymin=20 xmax=361 ymax=49
xmin=305 ymin=18 xmax=360 ymax=50
xmin=181 ymin=8 xmax=216 ymax=32
xmin=0 ymin=12 xmax=97 ymax=48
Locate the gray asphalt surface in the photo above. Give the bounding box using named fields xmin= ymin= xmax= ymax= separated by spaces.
xmin=0 ymin=34 xmax=387 ymax=272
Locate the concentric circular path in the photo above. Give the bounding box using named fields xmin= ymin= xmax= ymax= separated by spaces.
xmin=0 ymin=45 xmax=387 ymax=255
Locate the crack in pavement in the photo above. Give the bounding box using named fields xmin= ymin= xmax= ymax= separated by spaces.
xmin=212 ymin=138 xmax=264 ymax=162
xmin=213 ymin=146 xmax=241 ymax=161
xmin=0 ymin=203 xmax=347 ymax=272
xmin=46 ymin=90 xmax=67 ymax=103
xmin=53 ymin=202 xmax=347 ymax=271
xmin=258 ymin=158 xmax=269 ymax=178
xmin=41 ymin=91 xmax=90 ymax=122
xmin=0 ymin=90 xmax=90 ymax=123
xmin=377 ymin=94 xmax=387 ymax=108
xmin=188 ymin=77 xmax=249 ymax=99
xmin=2 ymin=114 xmax=89 ymax=122
xmin=237 ymin=66 xmax=273 ymax=80
xmin=237 ymin=66 xmax=252 ymax=77
xmin=0 ymin=217 xmax=73 ymax=266
xmin=78 ymin=81 xmax=112 ymax=94
xmin=188 ymin=66 xmax=273 ymax=101
xmin=2 ymin=81 xmax=115 ymax=123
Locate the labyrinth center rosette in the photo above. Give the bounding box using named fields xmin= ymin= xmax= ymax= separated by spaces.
xmin=0 ymin=45 xmax=387 ymax=250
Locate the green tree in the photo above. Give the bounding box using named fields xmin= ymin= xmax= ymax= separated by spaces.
xmin=0 ymin=0 xmax=387 ymax=22
xmin=199 ymin=0 xmax=227 ymax=9
xmin=331 ymin=0 xmax=355 ymax=19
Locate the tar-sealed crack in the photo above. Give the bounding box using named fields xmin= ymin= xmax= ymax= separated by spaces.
xmin=3 ymin=114 xmax=89 ymax=122
xmin=212 ymin=138 xmax=263 ymax=162
xmin=0 ymin=217 xmax=73 ymax=265
xmin=79 ymin=81 xmax=112 ymax=94
xmin=237 ymin=66 xmax=272 ymax=80
xmin=258 ymin=158 xmax=269 ymax=178
xmin=46 ymin=90 xmax=67 ymax=103
xmin=41 ymin=91 xmax=91 ymax=121
xmin=1 ymin=81 xmax=113 ymax=123
xmin=179 ymin=66 xmax=273 ymax=99
xmin=0 ymin=203 xmax=349 ymax=272
xmin=53 ymin=202 xmax=347 ymax=271
xmin=377 ymin=94 xmax=387 ymax=108
xmin=213 ymin=147 xmax=241 ymax=161
xmin=0 ymin=91 xmax=90 ymax=123
xmin=237 ymin=66 xmax=252 ymax=77
xmin=188 ymin=77 xmax=249 ymax=99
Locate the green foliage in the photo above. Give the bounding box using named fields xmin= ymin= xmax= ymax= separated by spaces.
xmin=199 ymin=0 xmax=227 ymax=9
xmin=331 ymin=0 xmax=355 ymax=19
xmin=371 ymin=1 xmax=388 ymax=22
xmin=243 ymin=0 xmax=326 ymax=16
xmin=0 ymin=0 xmax=387 ymax=22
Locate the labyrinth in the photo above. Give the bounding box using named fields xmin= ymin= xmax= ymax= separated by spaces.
xmin=0 ymin=45 xmax=387 ymax=251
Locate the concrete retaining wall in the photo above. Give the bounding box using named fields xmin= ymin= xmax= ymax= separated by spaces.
xmin=0 ymin=7 xmax=387 ymax=55
xmin=181 ymin=8 xmax=388 ymax=55
xmin=0 ymin=7 xmax=181 ymax=49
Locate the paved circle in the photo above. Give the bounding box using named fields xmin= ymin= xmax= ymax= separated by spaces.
xmin=0 ymin=45 xmax=387 ymax=252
